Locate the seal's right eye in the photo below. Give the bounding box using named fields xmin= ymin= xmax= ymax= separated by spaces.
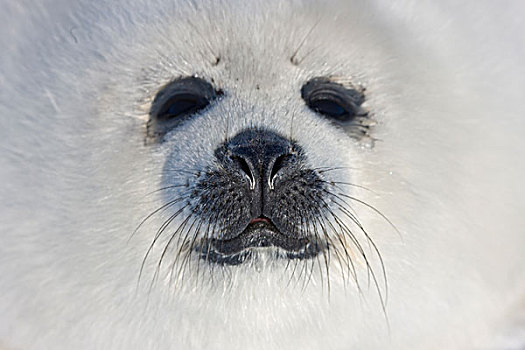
xmin=301 ymin=77 xmax=366 ymax=125
xmin=147 ymin=77 xmax=222 ymax=141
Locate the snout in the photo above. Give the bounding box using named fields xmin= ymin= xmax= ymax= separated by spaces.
xmin=192 ymin=129 xmax=328 ymax=264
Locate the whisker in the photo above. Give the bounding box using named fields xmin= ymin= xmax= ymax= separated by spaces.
xmin=171 ymin=214 xmax=201 ymax=286
xmin=138 ymin=205 xmax=188 ymax=285
xmin=167 ymin=168 xmax=203 ymax=177
xmin=324 ymin=180 xmax=376 ymax=194
xmin=144 ymin=184 xmax=189 ymax=197
xmin=337 ymin=192 xmax=400 ymax=238
xmin=154 ymin=212 xmax=195 ymax=285
xmin=312 ymin=166 xmax=356 ymax=173
xmin=130 ymin=194 xmax=190 ymax=243
xmin=331 ymin=205 xmax=389 ymax=311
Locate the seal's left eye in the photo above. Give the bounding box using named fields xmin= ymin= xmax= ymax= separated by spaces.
xmin=159 ymin=95 xmax=207 ymax=119
xmin=147 ymin=76 xmax=222 ymax=141
xmin=155 ymin=77 xmax=220 ymax=120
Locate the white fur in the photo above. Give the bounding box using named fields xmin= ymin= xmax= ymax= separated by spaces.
xmin=1 ymin=0 xmax=524 ymax=349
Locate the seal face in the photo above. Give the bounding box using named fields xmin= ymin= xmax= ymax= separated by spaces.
xmin=146 ymin=75 xmax=375 ymax=267
xmin=192 ymin=128 xmax=327 ymax=265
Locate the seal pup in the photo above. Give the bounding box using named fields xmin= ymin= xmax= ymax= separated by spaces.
xmin=1 ymin=0 xmax=524 ymax=349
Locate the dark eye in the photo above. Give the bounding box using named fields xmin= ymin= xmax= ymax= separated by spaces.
xmin=154 ymin=77 xmax=220 ymax=120
xmin=159 ymin=94 xmax=207 ymax=118
xmin=147 ymin=77 xmax=222 ymax=141
xmin=301 ymin=77 xmax=365 ymax=124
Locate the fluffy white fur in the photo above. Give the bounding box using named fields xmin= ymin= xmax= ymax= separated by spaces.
xmin=1 ymin=0 xmax=524 ymax=349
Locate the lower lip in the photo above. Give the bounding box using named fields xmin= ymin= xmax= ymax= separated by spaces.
xmin=249 ymin=217 xmax=271 ymax=224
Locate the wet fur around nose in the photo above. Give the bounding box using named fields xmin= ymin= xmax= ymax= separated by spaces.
xmin=190 ymin=129 xmax=328 ymax=262
xmin=206 ymin=129 xmax=324 ymax=239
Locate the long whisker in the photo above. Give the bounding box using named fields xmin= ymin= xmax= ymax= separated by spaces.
xmin=144 ymin=184 xmax=189 ymax=197
xmin=138 ymin=205 xmax=189 ymax=285
xmin=153 ymin=212 xmax=195 ymax=286
xmin=130 ymin=194 xmax=190 ymax=242
xmin=330 ymin=203 xmax=388 ymax=311
xmin=337 ymin=192 xmax=400 ymax=238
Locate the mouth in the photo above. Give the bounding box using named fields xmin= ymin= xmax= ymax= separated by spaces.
xmin=195 ymin=217 xmax=323 ymax=265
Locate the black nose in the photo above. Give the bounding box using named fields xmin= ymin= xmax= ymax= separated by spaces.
xmin=214 ymin=129 xmax=299 ymax=216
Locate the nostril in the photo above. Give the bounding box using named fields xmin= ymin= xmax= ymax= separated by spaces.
xmin=233 ymin=155 xmax=255 ymax=189
xmin=269 ymin=154 xmax=291 ymax=189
